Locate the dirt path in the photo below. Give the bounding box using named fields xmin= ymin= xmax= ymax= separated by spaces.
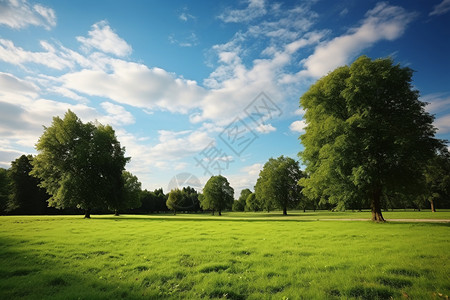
xmin=318 ymin=218 xmax=450 ymax=223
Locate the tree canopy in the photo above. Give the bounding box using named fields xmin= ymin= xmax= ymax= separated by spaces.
xmin=31 ymin=110 xmax=129 ymax=218
xmin=299 ymin=56 xmax=444 ymax=221
xmin=200 ymin=175 xmax=234 ymax=216
xmin=233 ymin=188 xmax=251 ymax=211
xmin=255 ymin=156 xmax=303 ymax=215
xmin=7 ymin=155 xmax=49 ymax=214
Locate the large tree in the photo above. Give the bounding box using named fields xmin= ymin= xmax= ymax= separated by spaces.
xmin=7 ymin=155 xmax=49 ymax=214
xmin=31 ymin=110 xmax=129 ymax=218
xmin=299 ymin=56 xmax=444 ymax=221
xmin=200 ymin=175 xmax=234 ymax=216
xmin=255 ymin=156 xmax=303 ymax=215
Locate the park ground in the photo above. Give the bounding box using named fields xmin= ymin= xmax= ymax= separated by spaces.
xmin=1 ymin=210 xmax=449 ymax=299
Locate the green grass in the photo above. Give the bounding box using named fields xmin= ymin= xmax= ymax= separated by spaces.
xmin=0 ymin=213 xmax=449 ymax=299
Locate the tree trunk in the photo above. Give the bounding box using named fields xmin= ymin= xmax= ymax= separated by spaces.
xmin=211 ymin=210 xmax=214 ymax=216
xmin=218 ymin=210 xmax=222 ymax=216
xmin=430 ymin=199 xmax=436 ymax=212
xmin=283 ymin=207 xmax=287 ymax=216
xmin=303 ymin=208 xmax=306 ymax=213
xmin=114 ymin=210 xmax=119 ymax=216
xmin=84 ymin=209 xmax=91 ymax=219
xmin=371 ymin=187 xmax=385 ymax=222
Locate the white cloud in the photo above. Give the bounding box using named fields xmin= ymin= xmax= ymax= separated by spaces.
xmin=435 ymin=115 xmax=450 ymax=133
xmin=255 ymin=123 xmax=276 ymax=134
xmin=100 ymin=102 xmax=135 ymax=126
xmin=0 ymin=0 xmax=56 ymax=30
xmin=76 ymin=20 xmax=132 ymax=57
xmin=430 ymin=0 xmax=450 ymax=16
xmin=60 ymin=58 xmax=206 ymax=114
xmin=0 ymin=39 xmax=74 ymax=70
xmin=423 ymin=93 xmax=450 ymax=114
xmin=0 ymin=72 xmax=39 ymax=97
xmin=168 ymin=32 xmax=198 ymax=47
xmin=218 ymin=0 xmax=267 ymax=23
xmin=241 ymin=163 xmax=263 ymax=176
xmin=299 ymin=2 xmax=416 ymax=78
xmin=289 ymin=120 xmax=306 ymax=133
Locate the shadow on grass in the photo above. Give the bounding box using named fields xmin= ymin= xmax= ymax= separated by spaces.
xmin=0 ymin=236 xmax=168 ymax=299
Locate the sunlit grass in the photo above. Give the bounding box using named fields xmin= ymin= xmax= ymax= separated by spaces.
xmin=0 ymin=214 xmax=449 ymax=299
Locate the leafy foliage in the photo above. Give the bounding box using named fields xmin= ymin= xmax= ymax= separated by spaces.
xmin=245 ymin=193 xmax=259 ymax=212
xmin=200 ymin=175 xmax=234 ymax=215
xmin=255 ymin=156 xmax=304 ymax=215
xmin=299 ymin=56 xmax=444 ymax=221
xmin=167 ymin=189 xmax=184 ymax=214
xmin=233 ymin=188 xmax=251 ymax=211
xmin=109 ymin=171 xmax=142 ymax=215
xmin=0 ymin=168 xmax=10 ymax=214
xmin=7 ymin=155 xmax=50 ymax=214
xmin=31 ymin=110 xmax=129 ymax=217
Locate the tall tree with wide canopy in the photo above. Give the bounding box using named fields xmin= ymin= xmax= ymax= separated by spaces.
xmin=299 ymin=56 xmax=444 ymax=221
xmin=255 ymin=156 xmax=304 ymax=215
xmin=31 ymin=110 xmax=129 ymax=218
xmin=200 ymin=175 xmax=234 ymax=216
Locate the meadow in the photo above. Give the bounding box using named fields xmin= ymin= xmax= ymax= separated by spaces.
xmin=0 ymin=211 xmax=449 ymax=299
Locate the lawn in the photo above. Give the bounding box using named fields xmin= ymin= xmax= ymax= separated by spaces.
xmin=0 ymin=213 xmax=449 ymax=299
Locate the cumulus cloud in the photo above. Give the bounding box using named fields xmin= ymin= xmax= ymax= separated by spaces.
xmin=430 ymin=0 xmax=450 ymax=16
xmin=60 ymin=58 xmax=206 ymax=114
xmin=289 ymin=120 xmax=306 ymax=133
xmin=0 ymin=0 xmax=56 ymax=30
xmin=299 ymin=2 xmax=416 ymax=78
xmin=255 ymin=123 xmax=276 ymax=134
xmin=77 ymin=20 xmax=132 ymax=57
xmin=100 ymin=102 xmax=135 ymax=126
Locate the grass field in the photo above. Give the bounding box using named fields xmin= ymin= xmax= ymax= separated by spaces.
xmin=1 ymin=212 xmax=449 ymax=299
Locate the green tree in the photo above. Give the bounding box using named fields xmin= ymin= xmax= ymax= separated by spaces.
xmin=139 ymin=188 xmax=168 ymax=213
xmin=181 ymin=186 xmax=201 ymax=212
xmin=200 ymin=175 xmax=234 ymax=216
xmin=7 ymin=155 xmax=49 ymax=214
xmin=299 ymin=56 xmax=444 ymax=221
xmin=167 ymin=189 xmax=183 ymax=214
xmin=31 ymin=110 xmax=129 ymax=218
xmin=110 ymin=171 xmax=142 ymax=216
xmin=233 ymin=188 xmax=251 ymax=211
xmin=255 ymin=156 xmax=303 ymax=215
xmin=0 ymin=168 xmax=10 ymax=214
xmin=422 ymin=148 xmax=450 ymax=212
xmin=245 ymin=193 xmax=259 ymax=212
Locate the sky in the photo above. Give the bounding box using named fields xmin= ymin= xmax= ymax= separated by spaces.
xmin=0 ymin=0 xmax=449 ymax=197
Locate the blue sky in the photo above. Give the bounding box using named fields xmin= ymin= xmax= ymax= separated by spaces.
xmin=0 ymin=0 xmax=449 ymax=197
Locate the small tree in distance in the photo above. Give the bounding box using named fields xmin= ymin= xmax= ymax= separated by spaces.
xmin=255 ymin=156 xmax=303 ymax=215
xmin=200 ymin=175 xmax=234 ymax=216
xmin=167 ymin=189 xmax=183 ymax=215
xmin=233 ymin=188 xmax=251 ymax=212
